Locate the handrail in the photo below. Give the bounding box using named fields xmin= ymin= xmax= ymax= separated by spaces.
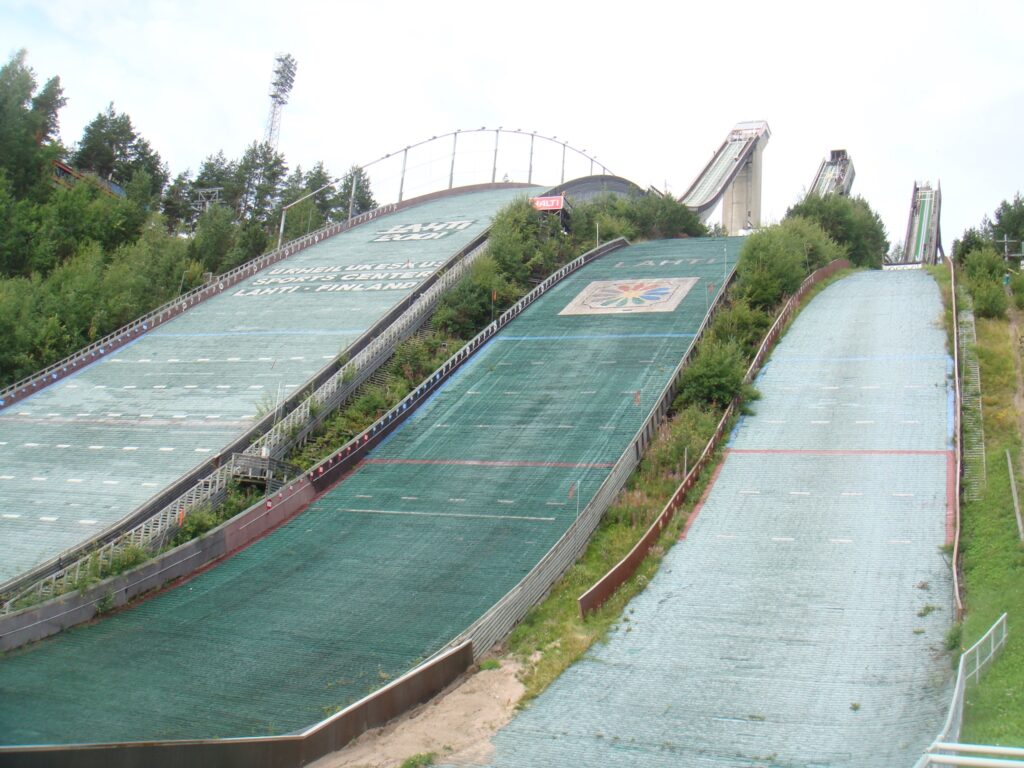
xmin=0 ymin=203 xmax=397 ymax=410
xmin=915 ymin=613 xmax=1010 ymax=767
xmin=0 ymin=219 xmax=500 ymax=608
xmin=577 ymin=258 xmax=850 ymax=615
xmin=949 ymin=257 xmax=964 ymax=618
xmin=0 ymin=237 xmax=631 ymax=622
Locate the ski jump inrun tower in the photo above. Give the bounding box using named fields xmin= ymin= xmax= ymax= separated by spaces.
xmin=680 ymin=120 xmax=771 ymax=233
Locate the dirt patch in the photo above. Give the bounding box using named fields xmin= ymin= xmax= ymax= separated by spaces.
xmin=309 ymin=659 xmax=524 ymax=768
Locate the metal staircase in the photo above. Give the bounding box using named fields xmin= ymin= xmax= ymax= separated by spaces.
xmin=958 ymin=292 xmax=986 ymax=502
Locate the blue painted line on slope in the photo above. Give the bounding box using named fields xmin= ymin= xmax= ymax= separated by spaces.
xmin=495 ymin=333 xmax=697 ymax=341
xmin=0 ymin=335 xmax=148 ymax=412
xmin=152 ymin=329 xmax=365 ymax=339
xmin=369 ymin=338 xmax=494 ymax=454
xmin=727 ymin=414 xmax=746 ymax=447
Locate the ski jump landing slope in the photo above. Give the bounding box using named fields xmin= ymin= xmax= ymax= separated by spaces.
xmin=0 ymin=187 xmax=534 ymax=585
xmin=0 ymin=238 xmax=743 ymax=745
xmin=476 ymin=269 xmax=955 ymax=768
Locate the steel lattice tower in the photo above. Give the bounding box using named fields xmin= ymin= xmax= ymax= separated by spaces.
xmin=264 ymin=54 xmax=297 ymax=150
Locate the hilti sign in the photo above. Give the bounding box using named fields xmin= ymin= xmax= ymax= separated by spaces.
xmin=530 ymin=196 xmax=565 ymax=211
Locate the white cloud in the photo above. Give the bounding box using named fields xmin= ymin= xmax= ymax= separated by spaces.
xmin=5 ymin=0 xmax=1023 ymax=244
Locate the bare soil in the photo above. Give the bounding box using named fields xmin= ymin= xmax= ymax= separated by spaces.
xmin=308 ymin=659 xmax=524 ymax=768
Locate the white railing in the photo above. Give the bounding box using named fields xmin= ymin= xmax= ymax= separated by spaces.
xmin=0 ymin=230 xmax=490 ymax=613
xmin=915 ymin=613 xmax=1010 ymax=767
xmin=0 ymin=204 xmax=397 ymax=410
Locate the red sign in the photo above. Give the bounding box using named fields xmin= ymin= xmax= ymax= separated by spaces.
xmin=530 ymin=195 xmax=565 ymax=211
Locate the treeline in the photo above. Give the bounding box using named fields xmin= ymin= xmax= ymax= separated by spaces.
xmin=0 ymin=50 xmax=375 ymax=387
xmin=953 ymin=194 xmax=1024 ymax=318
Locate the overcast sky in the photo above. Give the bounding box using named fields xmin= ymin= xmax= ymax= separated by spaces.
xmin=6 ymin=0 xmax=1023 ymax=249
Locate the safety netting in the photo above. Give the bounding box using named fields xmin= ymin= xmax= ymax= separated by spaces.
xmin=0 ymin=186 xmax=535 ymax=584
xmin=0 ymin=237 xmax=743 ymax=744
xmin=474 ymin=269 xmax=956 ymax=768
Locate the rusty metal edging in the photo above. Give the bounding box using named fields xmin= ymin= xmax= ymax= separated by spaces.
xmin=577 ymin=259 xmax=851 ymax=615
xmin=0 ymin=642 xmax=474 ymax=768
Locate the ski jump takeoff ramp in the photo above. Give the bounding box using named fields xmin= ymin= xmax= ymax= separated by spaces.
xmin=475 ymin=269 xmax=955 ymax=767
xmin=0 ymin=237 xmax=743 ymax=747
xmin=0 ymin=187 xmax=535 ymax=587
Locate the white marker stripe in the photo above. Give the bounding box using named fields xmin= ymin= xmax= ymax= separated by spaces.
xmin=830 ymin=538 xmax=853 ymax=544
xmin=79 ymin=519 xmax=98 ymax=525
xmin=159 ymin=447 xmax=175 ymax=452
xmin=790 ymin=491 xmax=810 ymax=496
xmin=855 ymin=420 xmax=875 ymax=424
xmin=810 ymin=420 xmax=830 ymax=425
xmin=39 ymin=516 xmax=58 ymax=522
xmin=67 ymin=479 xmax=83 ymax=483
xmin=401 ymin=496 xmax=418 ymax=500
xmin=893 ymin=492 xmax=915 ymax=497
xmin=194 ymin=448 xmax=211 ymax=453
xmin=2 ymin=513 xmax=21 ymax=519
xmin=123 ymin=446 xmax=138 ymax=451
xmin=772 ymin=536 xmax=795 ymax=542
xmin=497 ymin=499 xmax=515 ymax=504
xmin=56 ymin=444 xmax=70 ymax=448
xmin=102 ymin=480 xmax=119 ymax=485
xmin=31 ymin=477 xmax=47 ymax=481
xmin=740 ymin=490 xmax=760 ymax=495
xmin=0 ymin=475 xmax=14 ymax=480
xmin=841 ymin=492 xmax=863 ymax=497
xmin=89 ymin=445 xmax=104 ymax=450
xmin=889 ymin=538 xmax=913 ymax=544
xmin=344 ymin=507 xmax=554 ymax=522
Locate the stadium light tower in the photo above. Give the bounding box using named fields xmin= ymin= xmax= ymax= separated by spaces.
xmin=265 ymin=53 xmax=297 ymax=150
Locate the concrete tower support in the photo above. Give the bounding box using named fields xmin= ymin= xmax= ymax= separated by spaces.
xmin=722 ymin=138 xmax=765 ymax=233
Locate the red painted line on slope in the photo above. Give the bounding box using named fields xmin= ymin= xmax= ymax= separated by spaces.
xmin=679 ymin=461 xmax=725 ymax=541
xmin=726 ymin=448 xmax=950 ymax=457
xmin=946 ymin=450 xmax=956 ymax=545
xmin=362 ymin=458 xmax=616 ymax=469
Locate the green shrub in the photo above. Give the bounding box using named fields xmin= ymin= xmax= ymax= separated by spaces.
xmin=963 ymin=245 xmax=1005 ymax=283
xmin=709 ymin=299 xmax=772 ymax=353
xmin=971 ymin=278 xmax=1007 ymax=319
xmin=676 ymin=340 xmax=749 ymax=409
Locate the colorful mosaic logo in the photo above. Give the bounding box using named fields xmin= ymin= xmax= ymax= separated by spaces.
xmin=560 ymin=278 xmax=697 ymax=316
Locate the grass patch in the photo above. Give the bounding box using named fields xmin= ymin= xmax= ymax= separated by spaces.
xmin=507 ymin=405 xmax=727 ymax=703
xmin=502 ymin=259 xmax=855 ymax=704
xmin=478 ymin=659 xmax=501 ymax=671
xmin=957 ymin=313 xmax=1024 ymax=742
xmin=398 ymin=753 xmax=435 ymax=768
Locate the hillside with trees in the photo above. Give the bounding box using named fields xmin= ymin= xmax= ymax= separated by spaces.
xmin=0 ymin=50 xmax=372 ymax=388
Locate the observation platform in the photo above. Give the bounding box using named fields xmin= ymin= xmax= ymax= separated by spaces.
xmin=477 ymin=269 xmax=955 ymax=767
xmin=0 ymin=237 xmax=743 ymax=745
xmin=0 ymin=186 xmax=535 ymax=586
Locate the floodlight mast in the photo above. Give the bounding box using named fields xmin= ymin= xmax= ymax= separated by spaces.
xmin=265 ymin=54 xmax=297 ymax=151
